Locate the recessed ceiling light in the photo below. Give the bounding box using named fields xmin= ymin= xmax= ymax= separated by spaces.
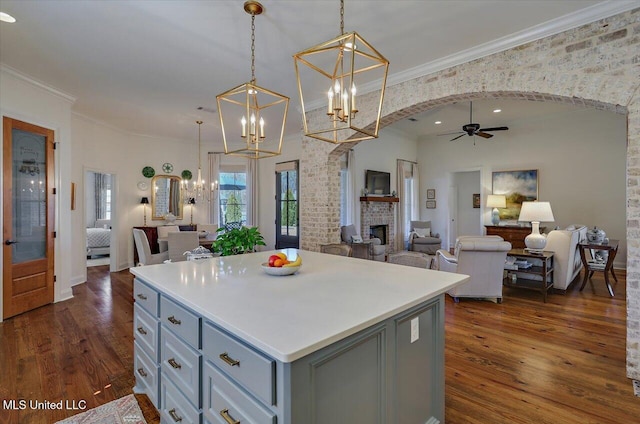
xmin=434 ymin=121 xmax=442 ymax=125
xmin=0 ymin=12 xmax=16 ymax=23
xmin=493 ymin=109 xmax=502 ymax=113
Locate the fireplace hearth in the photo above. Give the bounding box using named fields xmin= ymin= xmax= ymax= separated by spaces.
xmin=370 ymin=225 xmax=388 ymax=245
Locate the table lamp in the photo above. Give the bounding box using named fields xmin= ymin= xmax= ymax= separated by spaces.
xmin=486 ymin=194 xmax=506 ymax=226
xmin=518 ymin=201 xmax=555 ymax=252
xmin=140 ymin=197 xmax=149 ymax=226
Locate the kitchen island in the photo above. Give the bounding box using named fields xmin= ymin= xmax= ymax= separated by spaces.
xmin=130 ymin=249 xmax=468 ymax=424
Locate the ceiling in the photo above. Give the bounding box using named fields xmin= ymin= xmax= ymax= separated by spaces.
xmin=0 ymin=0 xmax=634 ymax=146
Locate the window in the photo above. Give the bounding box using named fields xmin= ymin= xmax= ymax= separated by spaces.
xmin=276 ymin=161 xmax=299 ymax=249
xmin=218 ymin=166 xmax=247 ymax=227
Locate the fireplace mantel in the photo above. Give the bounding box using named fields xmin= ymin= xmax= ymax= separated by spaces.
xmin=360 ymin=196 xmax=399 ymax=203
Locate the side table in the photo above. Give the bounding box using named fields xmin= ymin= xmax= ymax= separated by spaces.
xmin=349 ymin=240 xmax=374 ymax=260
xmin=578 ymin=239 xmax=619 ymax=297
xmin=504 ymin=249 xmax=554 ymax=302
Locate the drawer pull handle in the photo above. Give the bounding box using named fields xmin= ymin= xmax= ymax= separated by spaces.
xmin=136 ymin=293 xmax=147 ymax=300
xmin=137 ymin=367 xmax=147 ymax=377
xmin=168 ymin=358 xmax=182 ymax=369
xmin=219 ymin=352 xmax=240 ymax=367
xmin=168 ymin=408 xmax=183 ymax=422
xmin=220 ymin=409 xmax=240 ymax=424
xmin=136 ymin=326 xmax=147 ymax=335
xmin=167 ymin=315 xmax=181 ymax=325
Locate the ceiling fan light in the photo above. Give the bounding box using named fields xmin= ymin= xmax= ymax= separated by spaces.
xmin=493 ymin=109 xmax=502 ymax=113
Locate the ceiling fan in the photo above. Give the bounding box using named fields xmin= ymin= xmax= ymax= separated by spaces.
xmin=440 ymin=101 xmax=509 ymax=141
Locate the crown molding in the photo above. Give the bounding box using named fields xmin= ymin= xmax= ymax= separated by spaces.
xmin=1 ymin=64 xmax=77 ymax=104
xmin=305 ymin=1 xmax=639 ymax=112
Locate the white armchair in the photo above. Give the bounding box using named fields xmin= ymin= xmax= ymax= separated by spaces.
xmin=436 ymin=237 xmax=512 ymax=303
xmin=544 ymin=225 xmax=588 ymax=291
xmin=133 ymin=229 xmax=169 ymax=266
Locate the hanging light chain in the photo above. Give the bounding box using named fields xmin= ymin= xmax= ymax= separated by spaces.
xmin=340 ymin=0 xmax=344 ymax=35
xmin=250 ymin=13 xmax=256 ymax=83
xmin=197 ymin=120 xmax=202 ymax=169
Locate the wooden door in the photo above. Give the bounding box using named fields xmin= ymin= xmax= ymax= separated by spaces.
xmin=3 ymin=117 xmax=55 ymax=319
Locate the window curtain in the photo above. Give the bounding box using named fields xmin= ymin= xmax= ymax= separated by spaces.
xmin=94 ymin=172 xmax=107 ymax=220
xmin=246 ymin=158 xmax=259 ymax=227
xmin=396 ymin=160 xmax=416 ymax=250
xmin=209 ymin=153 xmax=221 ymax=226
xmin=347 ymin=149 xmax=359 ymax=232
xmin=411 ymin=163 xmax=420 ymax=222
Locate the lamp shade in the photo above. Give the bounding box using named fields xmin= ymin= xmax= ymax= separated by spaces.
xmin=140 ymin=197 xmax=149 ymax=204
xmin=518 ymin=201 xmax=555 ymax=222
xmin=486 ymin=194 xmax=506 ymax=208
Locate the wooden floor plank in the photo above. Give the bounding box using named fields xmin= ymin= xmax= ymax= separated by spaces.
xmin=0 ymin=265 xmax=638 ymax=424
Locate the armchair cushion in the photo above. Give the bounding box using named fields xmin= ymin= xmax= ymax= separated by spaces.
xmin=414 ymin=227 xmax=431 ymax=238
xmin=544 ymin=225 xmax=587 ymax=291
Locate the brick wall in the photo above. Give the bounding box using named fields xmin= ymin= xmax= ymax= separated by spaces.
xmin=299 ymin=9 xmax=640 ymax=380
xmin=360 ymin=201 xmax=396 ymax=253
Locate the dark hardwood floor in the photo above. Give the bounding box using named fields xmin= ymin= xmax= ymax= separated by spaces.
xmin=0 ymin=265 xmax=638 ymax=423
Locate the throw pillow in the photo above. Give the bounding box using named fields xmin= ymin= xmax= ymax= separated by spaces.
xmin=414 ymin=227 xmax=431 ymax=238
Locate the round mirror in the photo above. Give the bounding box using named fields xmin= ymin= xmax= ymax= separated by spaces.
xmin=151 ymin=175 xmax=183 ymax=220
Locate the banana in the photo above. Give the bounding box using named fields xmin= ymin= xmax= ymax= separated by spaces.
xmin=283 ymin=256 xmax=302 ymax=267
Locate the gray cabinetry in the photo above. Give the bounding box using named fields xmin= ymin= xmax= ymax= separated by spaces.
xmin=133 ymin=277 xmax=445 ymax=424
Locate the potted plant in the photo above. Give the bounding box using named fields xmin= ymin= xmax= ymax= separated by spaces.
xmin=211 ymin=226 xmax=266 ymax=256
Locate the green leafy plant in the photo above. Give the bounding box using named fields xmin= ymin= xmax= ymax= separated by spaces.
xmin=211 ymin=226 xmax=266 ymax=256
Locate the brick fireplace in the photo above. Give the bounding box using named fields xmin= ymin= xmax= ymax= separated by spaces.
xmin=360 ymin=197 xmax=398 ymax=253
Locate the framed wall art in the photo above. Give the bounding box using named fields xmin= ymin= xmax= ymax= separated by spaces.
xmin=426 ymin=200 xmax=436 ymax=209
xmin=491 ymin=169 xmax=538 ymax=220
xmin=426 ymin=189 xmax=436 ymax=199
xmin=473 ymin=193 xmax=480 ymax=208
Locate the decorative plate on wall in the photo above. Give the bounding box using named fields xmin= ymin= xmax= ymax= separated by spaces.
xmin=181 ymin=170 xmax=193 ymax=180
xmin=162 ymin=162 xmax=174 ymax=173
xmin=142 ymin=166 xmax=155 ymax=178
xmin=137 ymin=181 xmax=148 ymax=190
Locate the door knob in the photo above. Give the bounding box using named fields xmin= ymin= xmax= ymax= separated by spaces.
xmin=5 ymin=240 xmax=17 ymax=245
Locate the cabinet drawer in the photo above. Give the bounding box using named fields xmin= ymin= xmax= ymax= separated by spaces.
xmin=134 ymin=304 xmax=160 ymax=362
xmin=161 ymin=375 xmax=201 ymax=424
xmin=203 ymin=322 xmax=275 ymax=406
xmin=161 ymin=296 xmax=200 ymax=348
xmin=161 ymin=326 xmax=202 ymax=409
xmin=134 ymin=279 xmax=159 ymax=317
xmin=203 ymin=361 xmax=276 ymax=424
xmin=134 ymin=342 xmax=160 ymax=407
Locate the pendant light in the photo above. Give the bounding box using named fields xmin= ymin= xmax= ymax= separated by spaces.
xmin=293 ymin=0 xmax=389 ymax=144
xmin=182 ymin=120 xmax=216 ymax=203
xmin=217 ymin=1 xmax=289 ymax=159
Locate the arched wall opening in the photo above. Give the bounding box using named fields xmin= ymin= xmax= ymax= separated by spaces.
xmin=298 ymin=8 xmax=639 ymax=380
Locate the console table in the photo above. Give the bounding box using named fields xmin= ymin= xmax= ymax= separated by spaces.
xmin=504 ymin=249 xmax=554 ymax=302
xmin=578 ymin=239 xmax=619 ymax=297
xmin=485 ymin=225 xmax=545 ymax=249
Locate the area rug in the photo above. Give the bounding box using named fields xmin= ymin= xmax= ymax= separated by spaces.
xmin=55 ymin=394 xmax=146 ymax=424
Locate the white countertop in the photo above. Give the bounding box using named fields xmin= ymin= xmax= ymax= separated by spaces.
xmin=130 ymin=249 xmax=468 ymax=363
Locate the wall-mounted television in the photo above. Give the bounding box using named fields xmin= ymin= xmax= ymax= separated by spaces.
xmin=365 ymin=170 xmax=391 ymax=195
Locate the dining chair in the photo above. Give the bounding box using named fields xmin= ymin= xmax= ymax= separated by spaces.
xmin=168 ymin=231 xmax=200 ymax=262
xmin=133 ymin=229 xmax=169 ymax=266
xmin=157 ymin=225 xmax=180 ymax=252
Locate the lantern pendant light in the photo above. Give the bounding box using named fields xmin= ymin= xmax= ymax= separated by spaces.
xmin=293 ymin=0 xmax=389 ymax=144
xmin=217 ymin=1 xmax=289 ymax=159
xmin=182 ymin=120 xmax=216 ymax=203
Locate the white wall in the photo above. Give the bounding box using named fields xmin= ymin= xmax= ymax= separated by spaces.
xmin=72 ymin=114 xmax=200 ymax=279
xmin=454 ymin=171 xmax=481 ymax=239
xmin=417 ymin=106 xmax=627 ymax=267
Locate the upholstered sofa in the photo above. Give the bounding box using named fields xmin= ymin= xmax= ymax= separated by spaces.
xmin=408 ymin=220 xmax=442 ymax=254
xmin=544 ymin=225 xmax=588 ymax=291
xmin=436 ymin=236 xmax=512 ymax=303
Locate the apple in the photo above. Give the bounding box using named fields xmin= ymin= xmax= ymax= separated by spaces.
xmin=268 ymin=255 xmax=280 ymax=267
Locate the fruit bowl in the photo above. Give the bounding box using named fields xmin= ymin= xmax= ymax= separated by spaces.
xmin=261 ymin=263 xmax=301 ymax=276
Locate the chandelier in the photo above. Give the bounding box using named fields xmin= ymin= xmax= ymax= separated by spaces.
xmin=182 ymin=120 xmax=216 ymax=203
xmin=216 ymin=1 xmax=289 ymax=159
xmin=293 ymin=0 xmax=389 ymax=144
